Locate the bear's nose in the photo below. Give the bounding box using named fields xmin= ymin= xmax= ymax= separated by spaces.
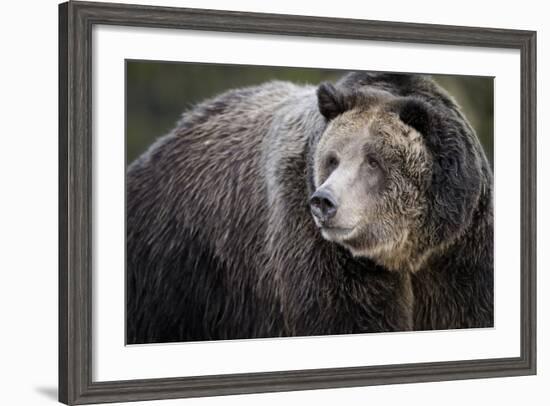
xmin=310 ymin=189 xmax=338 ymax=222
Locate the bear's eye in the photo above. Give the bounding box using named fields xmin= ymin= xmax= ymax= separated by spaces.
xmin=366 ymin=155 xmax=380 ymax=169
xmin=326 ymin=155 xmax=339 ymax=172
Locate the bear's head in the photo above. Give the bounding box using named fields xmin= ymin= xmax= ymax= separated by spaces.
xmin=310 ymin=74 xmax=484 ymax=272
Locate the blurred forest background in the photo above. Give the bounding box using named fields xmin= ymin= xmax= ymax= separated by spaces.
xmin=126 ymin=61 xmax=493 ymax=167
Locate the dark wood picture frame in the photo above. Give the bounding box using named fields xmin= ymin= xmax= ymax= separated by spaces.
xmin=59 ymin=1 xmax=537 ymax=404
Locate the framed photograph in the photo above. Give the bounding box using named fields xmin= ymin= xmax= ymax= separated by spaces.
xmin=59 ymin=1 xmax=536 ymax=404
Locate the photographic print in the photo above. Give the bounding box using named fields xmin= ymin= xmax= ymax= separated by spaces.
xmin=60 ymin=3 xmax=536 ymax=403
xmin=125 ymin=62 xmax=494 ymax=345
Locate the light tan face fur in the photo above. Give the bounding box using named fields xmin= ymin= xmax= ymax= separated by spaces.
xmin=311 ymin=107 xmax=432 ymax=271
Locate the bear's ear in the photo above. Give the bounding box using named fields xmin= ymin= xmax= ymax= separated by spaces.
xmin=317 ymin=82 xmax=348 ymax=121
xmin=397 ymin=98 xmax=432 ymax=136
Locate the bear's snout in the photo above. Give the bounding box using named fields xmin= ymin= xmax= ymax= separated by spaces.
xmin=310 ymin=189 xmax=338 ymax=224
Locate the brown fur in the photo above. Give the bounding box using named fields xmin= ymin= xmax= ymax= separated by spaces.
xmin=126 ymin=72 xmax=493 ymax=343
xmin=126 ymin=79 xmax=413 ymax=343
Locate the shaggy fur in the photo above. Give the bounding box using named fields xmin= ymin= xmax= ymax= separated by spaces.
xmin=126 ymin=72 xmax=493 ymax=343
xmin=126 ymin=79 xmax=413 ymax=344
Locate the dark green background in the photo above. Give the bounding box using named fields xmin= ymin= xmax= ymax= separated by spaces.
xmin=126 ymin=61 xmax=493 ymax=167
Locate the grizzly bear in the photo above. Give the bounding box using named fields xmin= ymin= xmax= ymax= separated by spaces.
xmin=126 ymin=72 xmax=493 ymax=344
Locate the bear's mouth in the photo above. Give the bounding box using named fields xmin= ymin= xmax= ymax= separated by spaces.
xmin=319 ymin=226 xmax=356 ymax=241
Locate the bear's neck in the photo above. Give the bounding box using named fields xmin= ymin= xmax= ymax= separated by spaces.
xmin=425 ymin=177 xmax=493 ymax=273
xmin=411 ymin=182 xmax=494 ymax=330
